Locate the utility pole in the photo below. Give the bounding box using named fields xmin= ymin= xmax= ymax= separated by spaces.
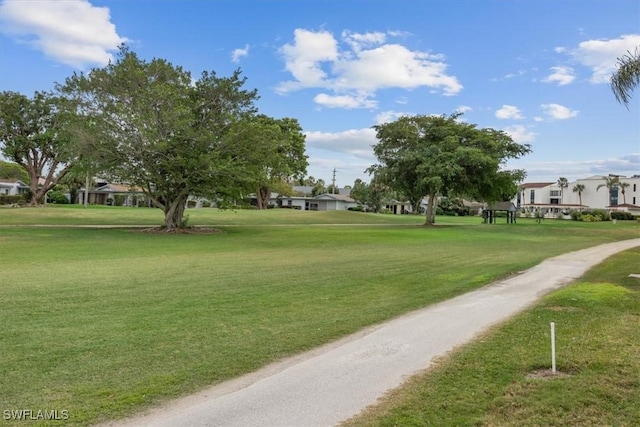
xmin=331 ymin=168 xmax=337 ymax=194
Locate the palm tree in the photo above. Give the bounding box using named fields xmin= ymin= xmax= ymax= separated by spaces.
xmin=619 ymin=182 xmax=630 ymax=205
xmin=572 ymin=183 xmax=585 ymax=206
xmin=611 ymin=46 xmax=640 ymax=108
xmin=596 ymin=176 xmax=619 ymax=206
xmin=557 ymin=177 xmax=569 ymax=204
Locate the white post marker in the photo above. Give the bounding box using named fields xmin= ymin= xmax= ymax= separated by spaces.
xmin=550 ymin=322 xmax=556 ymax=374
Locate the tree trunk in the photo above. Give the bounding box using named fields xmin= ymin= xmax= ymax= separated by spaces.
xmin=84 ymin=173 xmax=90 ymax=208
xmin=27 ymin=169 xmax=40 ymax=206
xmin=411 ymin=198 xmax=422 ymax=215
xmin=257 ymin=186 xmax=270 ymax=209
xmin=163 ymin=195 xmax=188 ymax=230
xmin=424 ymin=192 xmax=437 ymax=226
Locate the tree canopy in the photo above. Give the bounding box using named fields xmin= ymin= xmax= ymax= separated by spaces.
xmin=369 ymin=113 xmax=530 ymax=225
xmin=60 ymin=46 xmax=262 ymax=229
xmin=0 ymin=91 xmax=80 ymax=205
xmin=228 ymin=114 xmax=307 ymax=209
xmin=0 ymin=160 xmax=29 ymax=183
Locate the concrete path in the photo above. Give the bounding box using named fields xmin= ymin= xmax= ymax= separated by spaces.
xmin=105 ymin=238 xmax=640 ymax=427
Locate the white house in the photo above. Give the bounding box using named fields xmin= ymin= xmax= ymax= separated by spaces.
xmin=514 ymin=174 xmax=640 ymax=217
xmin=275 ymin=193 xmax=358 ymax=211
xmin=0 ymin=179 xmax=29 ymax=196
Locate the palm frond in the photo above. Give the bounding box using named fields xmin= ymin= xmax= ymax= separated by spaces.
xmin=611 ymin=47 xmax=640 ymax=107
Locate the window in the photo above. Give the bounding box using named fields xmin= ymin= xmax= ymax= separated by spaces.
xmin=634 ymin=184 xmax=637 ymax=192
xmin=287 ymin=200 xmax=292 ymax=206
xmin=530 ymin=189 xmax=535 ymax=204
xmin=610 ymin=186 xmax=618 ymax=206
xmin=550 ymin=190 xmax=560 ymax=197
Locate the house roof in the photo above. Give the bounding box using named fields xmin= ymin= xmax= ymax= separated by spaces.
xmin=0 ymin=179 xmax=29 ymax=187
xmin=314 ymin=193 xmax=355 ymax=202
xmin=519 ymin=182 xmax=554 ymax=189
xmin=96 ymin=183 xmax=144 ymax=193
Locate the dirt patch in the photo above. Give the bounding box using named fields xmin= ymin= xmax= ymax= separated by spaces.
xmin=133 ymin=227 xmax=223 ymax=234
xmin=546 ymin=306 xmax=582 ymax=312
xmin=526 ymin=369 xmax=572 ymax=380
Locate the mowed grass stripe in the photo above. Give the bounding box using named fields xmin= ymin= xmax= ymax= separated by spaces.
xmin=0 ymin=210 xmax=638 ymax=425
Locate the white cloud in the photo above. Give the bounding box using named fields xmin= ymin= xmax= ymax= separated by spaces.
xmin=276 ymin=29 xmax=338 ymax=93
xmin=571 ymin=34 xmax=640 ymax=83
xmin=502 ymin=125 xmax=536 ymax=144
xmin=456 ymin=105 xmax=472 ymax=114
xmin=277 ymin=28 xmax=462 ymax=105
xmin=0 ymin=0 xmax=127 ymax=68
xmin=333 ymin=43 xmax=462 ymax=95
xmin=491 ymin=70 xmax=525 ymax=81
xmin=514 ymin=153 xmax=640 ymax=182
xmin=341 ymin=30 xmax=386 ymax=52
xmin=314 ymin=93 xmax=377 ymax=109
xmin=542 ymin=66 xmax=576 ymax=86
xmin=540 ymin=103 xmax=579 ymax=120
xmin=374 ymin=110 xmax=412 ymax=125
xmin=495 ymin=105 xmax=524 ymax=120
xmin=231 ymin=44 xmax=249 ymax=63
xmin=305 ymin=128 xmax=377 ymax=160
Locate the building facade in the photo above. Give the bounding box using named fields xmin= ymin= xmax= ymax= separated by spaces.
xmin=514 ymin=174 xmax=640 ymax=217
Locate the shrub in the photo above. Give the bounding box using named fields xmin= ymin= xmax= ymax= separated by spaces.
xmin=201 ymin=200 xmax=211 ymax=208
xmin=581 ymin=214 xmax=603 ymax=222
xmin=348 ymin=206 xmax=364 ymax=212
xmin=0 ymin=195 xmax=23 ymax=205
xmin=591 ymin=209 xmax=610 ymax=221
xmin=114 ymin=194 xmax=127 ymax=206
xmin=186 ymin=200 xmax=197 ymax=208
xmin=570 ymin=210 xmax=582 ymax=221
xmin=610 ymin=211 xmax=635 ymax=220
xmin=47 ymin=189 xmax=68 ymax=204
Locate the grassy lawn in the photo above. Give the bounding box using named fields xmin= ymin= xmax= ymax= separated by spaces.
xmin=343 ymin=247 xmax=640 ymax=427
xmin=0 ymin=204 xmax=427 ymax=226
xmin=0 ymin=206 xmax=638 ymax=425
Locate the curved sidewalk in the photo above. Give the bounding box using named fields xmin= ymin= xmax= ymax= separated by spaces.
xmin=106 ymin=238 xmax=640 ymax=427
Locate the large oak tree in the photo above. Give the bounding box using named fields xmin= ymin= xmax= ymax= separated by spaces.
xmin=0 ymin=91 xmax=79 ymax=205
xmin=60 ymin=46 xmax=259 ymax=229
xmin=370 ymin=113 xmax=530 ymax=225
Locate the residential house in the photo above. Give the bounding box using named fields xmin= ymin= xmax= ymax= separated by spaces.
xmin=0 ymin=179 xmax=29 ymax=196
xmin=77 ymin=183 xmax=149 ymax=206
xmin=274 ymin=192 xmax=358 ymax=211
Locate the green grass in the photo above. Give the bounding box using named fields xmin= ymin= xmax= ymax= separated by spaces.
xmin=343 ymin=248 xmax=640 ymax=427
xmin=0 ymin=204 xmax=427 ymax=226
xmin=0 ymin=206 xmax=638 ymax=426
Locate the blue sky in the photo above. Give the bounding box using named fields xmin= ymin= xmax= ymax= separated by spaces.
xmin=1 ymin=0 xmax=638 ymax=187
